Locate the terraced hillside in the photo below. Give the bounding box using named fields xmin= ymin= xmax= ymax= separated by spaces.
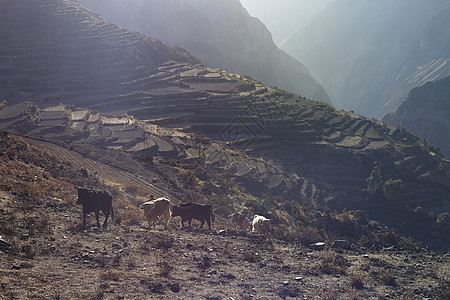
xmin=1 ymin=0 xmax=450 ymax=249
xmin=77 ymin=0 xmax=331 ymax=104
xmin=383 ymin=76 xmax=450 ymax=158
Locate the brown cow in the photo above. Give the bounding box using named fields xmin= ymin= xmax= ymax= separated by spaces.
xmin=172 ymin=203 xmax=215 ymax=230
xmin=139 ymin=197 xmax=171 ymax=229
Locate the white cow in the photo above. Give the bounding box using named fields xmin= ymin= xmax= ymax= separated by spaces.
xmin=251 ymin=215 xmax=270 ymax=236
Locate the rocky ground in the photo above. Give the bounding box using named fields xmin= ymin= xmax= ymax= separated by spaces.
xmin=0 ymin=189 xmax=449 ymax=300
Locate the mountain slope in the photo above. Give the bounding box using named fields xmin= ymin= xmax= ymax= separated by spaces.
xmin=383 ymin=76 xmax=450 ymax=158
xmin=0 ymin=0 xmax=201 ymax=107
xmin=2 ymin=134 xmax=449 ymax=299
xmin=76 ymin=0 xmax=330 ymax=104
xmin=1 ymin=0 xmax=450 ymax=249
xmin=280 ymin=0 xmax=450 ymax=118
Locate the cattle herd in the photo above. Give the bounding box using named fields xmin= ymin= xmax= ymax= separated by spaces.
xmin=76 ymin=187 xmax=271 ymax=236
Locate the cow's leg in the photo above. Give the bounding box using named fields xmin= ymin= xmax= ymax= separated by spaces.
xmin=82 ymin=210 xmax=87 ymax=228
xmin=164 ymin=215 xmax=170 ymax=229
xmin=102 ymin=209 xmax=110 ymax=229
xmin=199 ymin=219 xmax=205 ymax=229
xmin=95 ymin=211 xmax=101 ymax=228
xmin=206 ymin=218 xmax=212 ymax=230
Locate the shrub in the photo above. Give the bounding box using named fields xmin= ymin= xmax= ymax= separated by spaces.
xmin=317 ymin=251 xmax=349 ymax=275
xmin=122 ymin=207 xmax=143 ymax=226
xmin=366 ymin=166 xmax=383 ymax=194
xmin=101 ymin=270 xmax=120 ymax=282
xmin=383 ymin=179 xmax=403 ymax=199
xmin=157 ymin=261 xmax=174 ymax=277
xmin=350 ymin=273 xmax=365 ymax=289
xmin=380 ymin=271 xmax=396 ymax=286
xmin=243 ymin=251 xmax=260 ymax=263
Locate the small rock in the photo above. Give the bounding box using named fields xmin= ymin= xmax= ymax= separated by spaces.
xmin=283 ymin=281 xmax=289 ymax=286
xmin=20 ymin=234 xmax=29 ymax=241
xmin=21 ymin=245 xmax=32 ymax=254
xmin=311 ymin=242 xmax=326 ymax=250
xmin=19 ymin=262 xmax=34 ymax=269
xmin=332 ymin=240 xmax=351 ymax=250
xmin=112 ymin=243 xmax=120 ymax=249
xmin=11 ymin=263 xmax=21 ymax=270
xmin=351 ymin=243 xmax=359 ymax=250
xmin=295 ymin=277 xmax=303 ymax=281
xmin=169 ymin=282 xmax=180 ymax=293
xmin=218 ymin=230 xmax=227 ymax=236
xmin=161 ymin=240 xmax=173 ymax=249
xmin=0 ymin=237 xmax=11 ymax=251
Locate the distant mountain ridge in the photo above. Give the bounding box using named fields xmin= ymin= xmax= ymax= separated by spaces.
xmin=281 ymin=0 xmax=450 ymax=118
xmin=383 ymin=76 xmax=450 ymax=158
xmin=77 ymin=0 xmax=331 ymax=104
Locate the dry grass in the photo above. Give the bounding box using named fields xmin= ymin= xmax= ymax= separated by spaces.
xmin=317 ymin=251 xmax=349 ymax=275
xmin=120 ymin=207 xmax=144 ymax=226
xmin=380 ymin=270 xmax=397 ymax=286
xmin=157 ymin=261 xmax=174 ymax=277
xmin=243 ymin=251 xmax=260 ymax=263
xmin=101 ymin=270 xmax=121 ymax=282
xmin=350 ymin=272 xmax=365 ymax=289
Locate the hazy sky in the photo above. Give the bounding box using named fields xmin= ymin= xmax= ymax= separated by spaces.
xmin=239 ymin=0 xmax=335 ymax=44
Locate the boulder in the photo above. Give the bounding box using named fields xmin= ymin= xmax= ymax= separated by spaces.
xmin=331 ymin=240 xmax=351 ymax=250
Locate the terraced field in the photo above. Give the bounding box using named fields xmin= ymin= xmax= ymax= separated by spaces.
xmin=21 ymin=135 xmax=167 ymax=197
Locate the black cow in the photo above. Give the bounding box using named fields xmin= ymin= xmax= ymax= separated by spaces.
xmin=76 ymin=187 xmax=114 ymax=229
xmin=172 ymin=202 xmax=215 ymax=230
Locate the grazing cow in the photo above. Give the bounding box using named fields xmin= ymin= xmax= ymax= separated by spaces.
xmin=139 ymin=197 xmax=171 ymax=230
xmin=172 ymin=203 xmax=215 ymax=230
xmin=77 ymin=187 xmax=114 ymax=229
xmin=228 ymin=212 xmax=246 ymax=231
xmin=252 ymin=215 xmax=270 ymax=236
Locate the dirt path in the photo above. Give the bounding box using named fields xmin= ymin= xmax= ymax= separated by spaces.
xmin=17 ymin=134 xmax=169 ymax=197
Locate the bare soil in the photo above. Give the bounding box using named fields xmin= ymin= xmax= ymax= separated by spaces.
xmin=1 ymin=189 xmax=449 ymax=300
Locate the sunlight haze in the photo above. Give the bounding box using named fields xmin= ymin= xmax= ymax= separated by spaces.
xmin=239 ymin=0 xmax=335 ymax=44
